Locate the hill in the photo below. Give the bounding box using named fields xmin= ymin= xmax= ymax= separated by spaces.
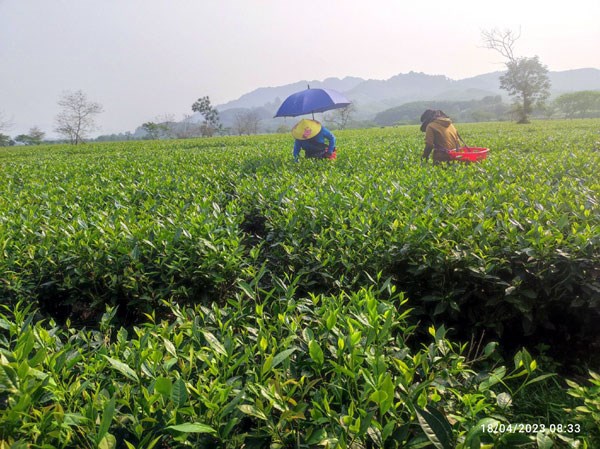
xmin=130 ymin=68 xmax=600 ymax=136
xmin=216 ymin=68 xmax=600 ymax=113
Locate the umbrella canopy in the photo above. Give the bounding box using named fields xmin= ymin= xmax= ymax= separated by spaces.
xmin=274 ymin=87 xmax=351 ymax=118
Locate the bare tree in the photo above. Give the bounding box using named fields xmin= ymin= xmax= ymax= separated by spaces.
xmin=481 ymin=28 xmax=550 ymax=124
xmin=0 ymin=111 xmax=14 ymax=146
xmin=0 ymin=111 xmax=14 ymax=132
xmin=156 ymin=113 xmax=177 ymax=138
xmin=232 ymin=110 xmax=261 ymax=135
xmin=175 ymin=114 xmax=202 ymax=138
xmin=325 ymin=103 xmax=356 ymax=130
xmin=55 ymin=90 xmax=103 ymax=144
xmin=481 ymin=28 xmax=520 ymax=62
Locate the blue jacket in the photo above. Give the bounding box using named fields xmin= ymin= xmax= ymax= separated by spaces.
xmin=293 ymin=127 xmax=336 ymax=160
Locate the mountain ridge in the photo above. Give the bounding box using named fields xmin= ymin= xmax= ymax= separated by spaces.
xmin=129 ymin=68 xmax=596 ymax=137
xmin=215 ymin=68 xmax=600 ymax=117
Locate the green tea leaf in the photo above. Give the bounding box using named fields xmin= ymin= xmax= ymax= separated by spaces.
xmin=97 ymin=396 xmax=115 ymax=444
xmin=202 ymin=330 xmax=227 ymax=356
xmin=271 ymin=347 xmax=296 ymax=370
xmin=154 ymin=376 xmax=173 ymax=397
xmin=103 ymin=355 xmax=139 ymax=381
xmin=239 ymin=404 xmax=268 ymax=421
xmin=171 ymin=378 xmax=188 ymax=407
xmin=536 ymin=432 xmax=554 ymax=449
xmin=309 ymin=340 xmax=324 ymax=366
xmin=98 ymin=434 xmax=116 ymax=449
xmin=380 ymin=373 xmax=395 ymax=415
xmin=369 ymin=390 xmax=388 ymax=406
xmin=415 ymin=406 xmax=453 ymax=449
xmin=463 ymin=417 xmax=500 ymax=448
xmin=167 ymin=423 xmax=217 ymax=434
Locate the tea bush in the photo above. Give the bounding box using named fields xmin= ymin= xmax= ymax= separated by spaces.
xmin=1 ymin=289 xmax=592 ymax=448
xmin=1 ymin=119 xmax=599 ymax=447
xmin=1 ymin=121 xmax=598 ymax=348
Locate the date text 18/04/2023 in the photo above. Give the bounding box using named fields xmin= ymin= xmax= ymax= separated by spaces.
xmin=482 ymin=423 xmax=581 ymax=434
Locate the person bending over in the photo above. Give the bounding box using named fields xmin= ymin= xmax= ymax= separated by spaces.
xmin=420 ymin=109 xmax=461 ymax=164
xmin=291 ymin=118 xmax=336 ymax=162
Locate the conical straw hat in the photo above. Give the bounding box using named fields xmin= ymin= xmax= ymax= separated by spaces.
xmin=291 ymin=119 xmax=322 ymax=140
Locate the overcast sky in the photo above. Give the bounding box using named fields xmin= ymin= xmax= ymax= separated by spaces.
xmin=1 ymin=0 xmax=599 ymax=137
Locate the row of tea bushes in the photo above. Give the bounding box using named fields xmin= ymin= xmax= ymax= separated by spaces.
xmin=0 ymin=121 xmax=599 ymax=344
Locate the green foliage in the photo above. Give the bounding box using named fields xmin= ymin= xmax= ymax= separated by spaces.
xmin=14 ymin=127 xmax=45 ymax=146
xmin=2 ymin=289 xmax=590 ymax=448
xmin=0 ymin=119 xmax=598 ymax=447
xmin=500 ymin=56 xmax=551 ymax=123
xmin=0 ymin=121 xmax=599 ymax=344
xmin=565 ymin=371 xmax=600 ymax=444
xmin=191 ymin=96 xmax=221 ymax=136
xmin=141 ymin=121 xmax=169 ymax=140
xmin=0 ymin=133 xmax=13 ymax=147
xmin=554 ymin=91 xmax=600 ymax=119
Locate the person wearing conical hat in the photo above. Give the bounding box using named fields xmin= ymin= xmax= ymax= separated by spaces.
xmin=291 ymin=118 xmax=336 ymax=162
xmin=420 ymin=109 xmax=461 ymax=164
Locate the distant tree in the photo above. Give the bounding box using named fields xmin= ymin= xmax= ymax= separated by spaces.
xmin=325 ymin=103 xmax=356 ymax=130
xmin=554 ymin=91 xmax=600 ymax=118
xmin=14 ymin=135 xmax=32 ymax=145
xmin=276 ymin=124 xmax=289 ymax=134
xmin=29 ymin=126 xmax=46 ymax=143
xmin=233 ymin=110 xmax=261 ymax=135
xmin=141 ymin=122 xmax=167 ymax=140
xmin=155 ymin=113 xmax=177 ymax=138
xmin=0 ymin=111 xmax=14 ymax=133
xmin=191 ymin=96 xmax=221 ymax=137
xmin=0 ymin=134 xmax=13 ymax=146
xmin=94 ymin=132 xmax=133 ymax=142
xmin=15 ymin=126 xmax=45 ymax=145
xmin=175 ymin=114 xmax=202 ymax=139
xmin=500 ymin=57 xmax=551 ymax=123
xmin=482 ymin=28 xmax=551 ymax=124
xmin=55 ymin=90 xmax=103 ymax=144
xmin=0 ymin=112 xmax=14 ymax=147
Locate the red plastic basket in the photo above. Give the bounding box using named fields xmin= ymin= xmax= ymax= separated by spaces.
xmin=448 ymin=147 xmax=489 ymax=162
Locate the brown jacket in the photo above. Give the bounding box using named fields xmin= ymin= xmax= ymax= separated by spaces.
xmin=423 ymin=118 xmax=460 ymax=160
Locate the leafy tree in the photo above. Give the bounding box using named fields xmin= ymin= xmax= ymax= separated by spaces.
xmin=141 ymin=122 xmax=167 ymax=140
xmin=15 ymin=126 xmax=45 ymax=145
xmin=0 ymin=134 xmax=13 ymax=146
xmin=500 ymin=56 xmax=550 ymax=123
xmin=55 ymin=90 xmax=103 ymax=144
xmin=555 ymin=91 xmax=600 ymax=118
xmin=482 ymin=28 xmax=551 ymax=124
xmin=191 ymin=96 xmax=221 ymax=137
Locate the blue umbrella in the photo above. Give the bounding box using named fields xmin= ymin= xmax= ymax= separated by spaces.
xmin=274 ymin=87 xmax=351 ymax=118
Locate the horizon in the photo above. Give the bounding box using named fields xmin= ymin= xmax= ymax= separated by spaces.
xmin=6 ymin=66 xmax=600 ymax=140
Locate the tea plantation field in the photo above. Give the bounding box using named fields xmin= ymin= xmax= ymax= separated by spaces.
xmin=1 ymin=120 xmax=599 ymax=448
